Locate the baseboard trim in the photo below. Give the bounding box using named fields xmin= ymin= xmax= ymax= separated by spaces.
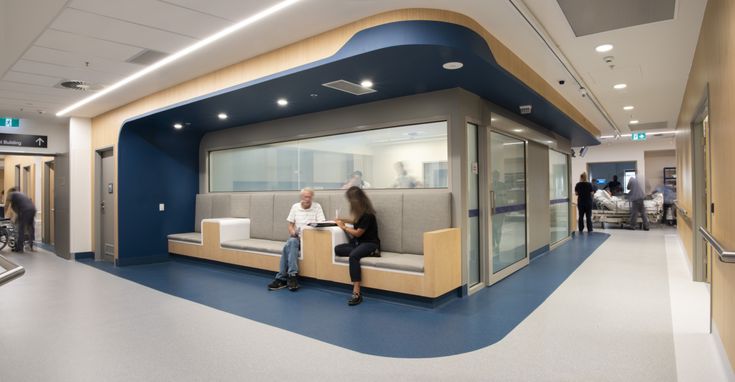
xmin=72 ymin=251 xmax=94 ymax=260
xmin=712 ymin=322 xmax=735 ymax=379
xmin=530 ymin=245 xmax=550 ymax=261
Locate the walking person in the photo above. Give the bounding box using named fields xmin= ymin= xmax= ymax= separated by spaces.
xmin=6 ymin=187 xmax=36 ymax=252
xmin=574 ymin=173 xmax=595 ymax=233
xmin=626 ymin=177 xmax=650 ymax=231
xmin=334 ymin=186 xmax=380 ymax=306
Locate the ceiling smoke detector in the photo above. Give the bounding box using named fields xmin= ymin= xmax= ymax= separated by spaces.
xmin=55 ymin=80 xmax=99 ymax=91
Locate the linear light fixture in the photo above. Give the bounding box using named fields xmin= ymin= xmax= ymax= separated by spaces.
xmin=56 ymin=0 xmax=301 ymax=117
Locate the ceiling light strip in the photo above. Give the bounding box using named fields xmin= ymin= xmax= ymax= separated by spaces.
xmin=56 ymin=0 xmax=301 ymax=117
xmin=507 ymin=0 xmax=622 ymax=137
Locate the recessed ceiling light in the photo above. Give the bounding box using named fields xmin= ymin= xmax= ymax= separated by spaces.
xmin=360 ymin=80 xmax=373 ymax=88
xmin=490 ymin=118 xmax=497 ymax=122
xmin=595 ymin=44 xmax=613 ymax=53
xmin=545 ymin=140 xmax=553 ymax=144
xmin=173 ymin=123 xmax=183 ymax=129
xmin=614 ymin=83 xmax=627 ymax=90
xmin=277 ymin=98 xmax=288 ymax=106
xmin=442 ymin=61 xmax=463 ymax=70
xmin=623 ymin=105 xmax=634 ymax=110
xmin=629 ymin=120 xmax=639 ymax=124
xmin=217 ymin=113 xmax=228 ymax=120
xmin=55 ymin=0 xmax=302 ymax=117
xmin=513 ymin=128 xmax=523 ymax=133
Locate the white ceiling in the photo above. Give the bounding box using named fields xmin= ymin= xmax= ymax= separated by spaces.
xmin=0 ymin=0 xmax=707 ymax=139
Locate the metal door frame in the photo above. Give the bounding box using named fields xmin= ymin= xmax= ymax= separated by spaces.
xmin=95 ymin=146 xmax=114 ymax=261
xmin=485 ymin=128 xmax=530 ymax=286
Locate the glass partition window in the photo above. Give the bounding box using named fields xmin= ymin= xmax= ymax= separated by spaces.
xmin=549 ymin=150 xmax=570 ymax=244
xmin=209 ymin=121 xmax=448 ymax=192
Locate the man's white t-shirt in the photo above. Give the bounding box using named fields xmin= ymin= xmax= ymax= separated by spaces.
xmin=287 ymin=202 xmax=326 ymax=235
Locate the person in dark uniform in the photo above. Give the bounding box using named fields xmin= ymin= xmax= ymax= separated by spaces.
xmin=6 ymin=187 xmax=36 ymax=252
xmin=574 ymin=173 xmax=595 ymax=233
xmin=603 ymin=175 xmax=622 ymax=196
xmin=334 ymin=186 xmax=380 ymax=306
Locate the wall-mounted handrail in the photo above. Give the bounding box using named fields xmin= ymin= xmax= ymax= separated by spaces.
xmin=0 ymin=254 xmax=25 ymax=287
xmin=699 ymin=226 xmax=735 ymax=263
xmin=674 ymin=200 xmax=688 ymax=218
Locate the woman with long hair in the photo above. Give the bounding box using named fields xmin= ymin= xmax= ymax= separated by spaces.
xmin=334 ymin=186 xmax=380 ymax=306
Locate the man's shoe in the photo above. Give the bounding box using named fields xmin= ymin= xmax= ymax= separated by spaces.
xmin=287 ymin=275 xmax=300 ymax=291
xmin=267 ymin=279 xmax=287 ymax=291
xmin=643 ymin=227 xmax=650 ymax=231
xmin=348 ymin=293 xmax=363 ymax=306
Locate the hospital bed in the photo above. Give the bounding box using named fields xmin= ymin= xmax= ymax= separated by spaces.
xmin=591 ymin=190 xmax=664 ymax=229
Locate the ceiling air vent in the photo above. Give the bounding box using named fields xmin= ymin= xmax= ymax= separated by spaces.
xmin=54 ymin=80 xmax=100 ymax=91
xmin=126 ymin=49 xmax=168 ymax=66
xmin=322 ymin=80 xmax=376 ymax=96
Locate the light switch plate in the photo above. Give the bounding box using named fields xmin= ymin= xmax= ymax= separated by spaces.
xmin=159 ymin=203 xmax=165 ymax=211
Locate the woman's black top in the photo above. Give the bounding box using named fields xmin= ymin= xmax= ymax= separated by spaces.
xmin=353 ymin=212 xmax=380 ymax=245
xmin=575 ymin=181 xmax=595 ymax=206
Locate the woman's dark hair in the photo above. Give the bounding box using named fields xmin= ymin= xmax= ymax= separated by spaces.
xmin=345 ymin=186 xmax=375 ymax=219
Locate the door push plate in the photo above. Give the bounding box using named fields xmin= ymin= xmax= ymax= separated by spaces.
xmin=107 ymin=183 xmax=113 ymax=194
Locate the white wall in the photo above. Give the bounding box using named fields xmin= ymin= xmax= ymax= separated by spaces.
xmin=69 ymin=117 xmax=92 ymax=254
xmin=644 ymin=150 xmax=676 ymax=192
xmin=571 ymin=137 xmax=676 ymax=192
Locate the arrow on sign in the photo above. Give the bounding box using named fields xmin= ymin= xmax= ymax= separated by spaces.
xmin=35 ymin=137 xmax=45 ymax=146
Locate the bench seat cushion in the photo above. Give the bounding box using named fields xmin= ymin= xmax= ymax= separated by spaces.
xmin=221 ymin=238 xmax=286 ymax=254
xmin=167 ymin=232 xmax=202 ymax=244
xmin=334 ymin=251 xmax=424 ymax=273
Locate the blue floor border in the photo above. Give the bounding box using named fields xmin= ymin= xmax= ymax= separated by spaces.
xmin=77 ymin=232 xmax=609 ymax=358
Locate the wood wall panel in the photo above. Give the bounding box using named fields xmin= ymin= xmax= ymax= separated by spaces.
xmin=676 ymin=0 xmax=735 ymax=368
xmin=89 ymin=8 xmax=601 ymax=260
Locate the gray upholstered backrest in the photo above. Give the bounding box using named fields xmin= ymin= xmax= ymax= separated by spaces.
xmin=367 ymin=192 xmax=403 ymax=254
xmin=230 ymin=194 xmax=251 ymax=218
xmin=249 ymin=194 xmax=274 ymax=239
xmin=402 ymin=192 xmax=451 ymax=254
xmin=211 ymin=194 xmax=231 ymax=218
xmin=191 ymin=190 xmax=451 ymax=251
xmin=194 ymin=194 xmax=213 ymax=232
xmin=273 ymin=193 xmax=299 ymax=241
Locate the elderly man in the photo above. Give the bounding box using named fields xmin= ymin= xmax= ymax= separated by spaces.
xmin=268 ymin=188 xmax=325 ymax=291
xmin=626 ymin=177 xmax=650 ymax=231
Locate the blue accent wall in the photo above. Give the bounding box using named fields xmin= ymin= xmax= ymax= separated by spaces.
xmin=116 ymin=20 xmax=600 ymax=263
xmin=118 ymin=121 xmax=202 ymax=264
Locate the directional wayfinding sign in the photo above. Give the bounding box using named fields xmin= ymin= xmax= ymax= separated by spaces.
xmin=0 ymin=133 xmax=47 ymax=148
xmin=0 ymin=118 xmax=20 ymax=127
xmin=631 ymin=132 xmax=647 ymax=141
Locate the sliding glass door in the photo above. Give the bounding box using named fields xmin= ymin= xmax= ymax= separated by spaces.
xmin=488 ymin=131 xmax=528 ymax=283
xmin=549 ymin=150 xmax=570 ymax=244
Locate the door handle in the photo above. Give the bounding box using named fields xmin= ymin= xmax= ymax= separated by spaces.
xmin=101 ymin=201 xmax=105 ymax=209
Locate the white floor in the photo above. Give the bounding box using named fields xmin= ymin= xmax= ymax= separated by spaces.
xmin=0 ymin=227 xmax=731 ymax=381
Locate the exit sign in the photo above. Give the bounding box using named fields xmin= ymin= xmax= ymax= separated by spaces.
xmin=631 ymin=132 xmax=647 ymax=141
xmin=0 ymin=118 xmax=19 ymax=127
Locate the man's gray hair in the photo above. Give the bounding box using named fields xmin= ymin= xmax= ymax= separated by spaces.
xmin=300 ymin=187 xmax=315 ymax=196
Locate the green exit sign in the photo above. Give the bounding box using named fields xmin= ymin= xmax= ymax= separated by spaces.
xmin=631 ymin=132 xmax=647 ymax=141
xmin=0 ymin=118 xmax=19 ymax=127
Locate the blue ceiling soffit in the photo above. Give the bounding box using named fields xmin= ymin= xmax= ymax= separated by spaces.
xmin=122 ymin=20 xmax=600 ymax=147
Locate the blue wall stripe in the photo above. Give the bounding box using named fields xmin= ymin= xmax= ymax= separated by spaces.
xmin=493 ymin=204 xmax=526 ymax=214
xmin=550 ymin=198 xmax=569 ymax=205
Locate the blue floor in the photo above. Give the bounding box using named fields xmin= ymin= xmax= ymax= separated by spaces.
xmin=78 ymin=232 xmax=608 ymax=358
